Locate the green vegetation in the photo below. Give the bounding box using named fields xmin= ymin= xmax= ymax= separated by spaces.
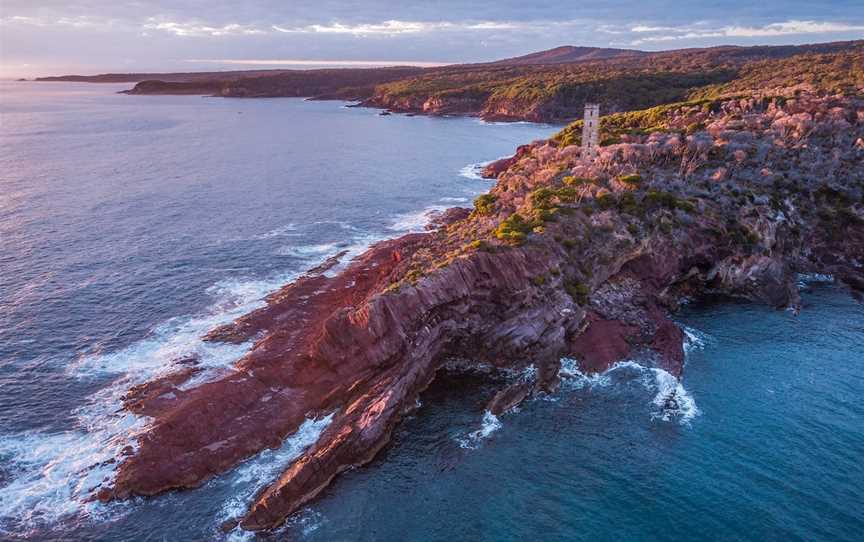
xmin=562 ymin=176 xmax=594 ymax=187
xmin=530 ymin=187 xmax=556 ymax=209
xmin=473 ymin=193 xmax=497 ymax=216
xmin=564 ymin=280 xmax=590 ymax=304
xmin=618 ymin=174 xmax=642 ymax=186
xmin=553 ymin=97 xmax=726 ymax=146
xmin=495 ymin=213 xmax=537 ymax=244
xmin=596 ymin=193 xmax=616 ymax=210
xmin=371 ymin=43 xmax=862 ymax=124
xmin=690 ymin=49 xmax=864 ymax=100
xmin=643 ymin=191 xmax=696 ymax=213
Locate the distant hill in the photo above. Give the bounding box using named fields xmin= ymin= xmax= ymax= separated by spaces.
xmin=37 ymin=40 xmax=864 ymax=123
xmin=35 ymin=69 xmax=305 ymax=83
xmin=364 ymin=40 xmax=864 ymax=122
xmin=489 ymin=45 xmax=645 ymax=66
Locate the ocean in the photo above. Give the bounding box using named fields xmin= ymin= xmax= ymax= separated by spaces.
xmin=0 ymin=82 xmax=862 ymax=541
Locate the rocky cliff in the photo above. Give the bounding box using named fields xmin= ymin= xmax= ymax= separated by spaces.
xmin=97 ymin=91 xmax=864 ymax=534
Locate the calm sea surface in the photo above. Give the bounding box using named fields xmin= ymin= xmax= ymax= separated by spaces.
xmin=0 ymin=82 xmax=862 ymax=541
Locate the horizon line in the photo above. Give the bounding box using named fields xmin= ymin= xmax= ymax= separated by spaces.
xmin=185 ymin=59 xmax=451 ymax=68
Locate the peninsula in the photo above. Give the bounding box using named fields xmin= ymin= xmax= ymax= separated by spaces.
xmin=96 ymin=45 xmax=864 ymax=534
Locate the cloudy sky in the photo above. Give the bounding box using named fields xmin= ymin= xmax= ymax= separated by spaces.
xmin=1 ymin=1 xmax=862 ymax=78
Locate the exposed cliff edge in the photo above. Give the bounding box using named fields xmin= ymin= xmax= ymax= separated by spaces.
xmin=96 ymin=91 xmax=863 ymax=534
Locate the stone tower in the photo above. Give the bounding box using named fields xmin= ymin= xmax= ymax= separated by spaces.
xmin=581 ymin=103 xmax=600 ymax=158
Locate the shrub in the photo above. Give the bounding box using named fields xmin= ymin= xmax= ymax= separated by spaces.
xmin=533 ymin=208 xmax=558 ymax=223
xmin=675 ymin=199 xmax=696 ymax=213
xmin=465 ymin=239 xmax=491 ymax=252
xmin=596 ymin=193 xmax=616 ymax=210
xmin=685 ymin=122 xmax=705 ymax=135
xmin=563 ymin=176 xmax=595 ymax=187
xmin=618 ymin=173 xmax=642 ymax=186
xmin=495 ymin=213 xmax=536 ymax=244
xmin=555 ymin=186 xmax=578 ymax=202
xmin=530 ymin=187 xmax=556 ymax=209
xmin=618 ymin=192 xmax=640 ymax=215
xmin=564 ymin=280 xmax=590 ymax=304
xmin=644 ymin=190 xmax=693 ymax=212
xmin=405 ymin=268 xmax=424 ymax=284
xmin=473 ymin=193 xmax=497 ymax=216
xmin=559 ymin=132 xmax=577 ymax=147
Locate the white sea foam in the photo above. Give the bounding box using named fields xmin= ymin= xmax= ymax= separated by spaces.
xmin=558 ymin=358 xmax=700 ymax=425
xmin=70 ymin=268 xmax=304 ymax=381
xmin=649 ymin=368 xmax=700 ymax=424
xmin=276 ymin=242 xmax=342 ymax=258
xmin=680 ymin=325 xmax=710 ymax=356
xmin=388 ymin=205 xmax=451 ymax=232
xmin=0 ymin=406 xmax=144 ymax=534
xmin=220 ymin=414 xmax=333 ymax=541
xmin=557 ymin=357 xmax=613 ymax=389
xmin=250 ymin=221 xmax=358 ymax=242
xmin=250 ymin=224 xmax=299 ymax=240
xmin=796 ymin=272 xmax=834 ymax=289
xmin=439 ymin=196 xmax=469 ymax=203
xmin=458 ymin=162 xmax=488 ymax=180
xmin=3 ymin=266 xmax=312 ymax=532
xmin=0 ymin=218 xmax=385 ymax=534
xmin=457 ymin=411 xmax=502 ymax=450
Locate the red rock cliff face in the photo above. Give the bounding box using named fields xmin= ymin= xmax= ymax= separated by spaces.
xmin=101 ymin=93 xmax=864 ymax=534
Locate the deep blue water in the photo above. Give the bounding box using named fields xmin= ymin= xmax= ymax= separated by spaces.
xmin=1 ymin=82 xmax=863 ymax=541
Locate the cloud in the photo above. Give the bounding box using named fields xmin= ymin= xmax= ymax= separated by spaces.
xmin=724 ymin=20 xmax=864 ymax=36
xmin=272 ymin=19 xmax=549 ymax=36
xmin=630 ymin=19 xmax=864 ymax=44
xmin=143 ymin=19 xmax=265 ymax=37
xmin=0 ymin=15 xmax=111 ymax=28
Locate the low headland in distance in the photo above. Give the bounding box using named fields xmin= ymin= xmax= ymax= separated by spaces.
xmin=65 ymin=38 xmax=864 ymax=536
xmin=33 ymin=40 xmax=863 ymax=123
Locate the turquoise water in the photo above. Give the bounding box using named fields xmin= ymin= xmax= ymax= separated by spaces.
xmin=288 ymin=285 xmax=864 ymax=542
xmin=1 ymin=82 xmax=862 ymax=541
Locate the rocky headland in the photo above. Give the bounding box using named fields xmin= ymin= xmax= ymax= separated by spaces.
xmin=48 ymin=41 xmax=861 ymax=124
xmin=94 ymin=83 xmax=864 ymax=535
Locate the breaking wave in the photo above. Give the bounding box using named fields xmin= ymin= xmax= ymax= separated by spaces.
xmin=0 ymin=402 xmax=143 ymax=535
xmin=558 ymin=358 xmax=701 ymax=425
xmin=276 ymin=242 xmax=342 ymax=258
xmin=220 ymin=414 xmax=333 ymax=541
xmin=457 ymin=411 xmax=503 ymax=450
xmin=797 ymin=272 xmax=834 ymax=289
xmin=681 ymin=325 xmax=711 ymax=356
xmin=458 ymin=162 xmax=488 ymax=180
xmin=0 ymin=233 xmax=377 ymax=534
xmin=388 ymin=205 xmax=451 ymax=232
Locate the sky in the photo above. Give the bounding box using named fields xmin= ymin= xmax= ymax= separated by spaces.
xmin=1 ymin=1 xmax=863 ymax=78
